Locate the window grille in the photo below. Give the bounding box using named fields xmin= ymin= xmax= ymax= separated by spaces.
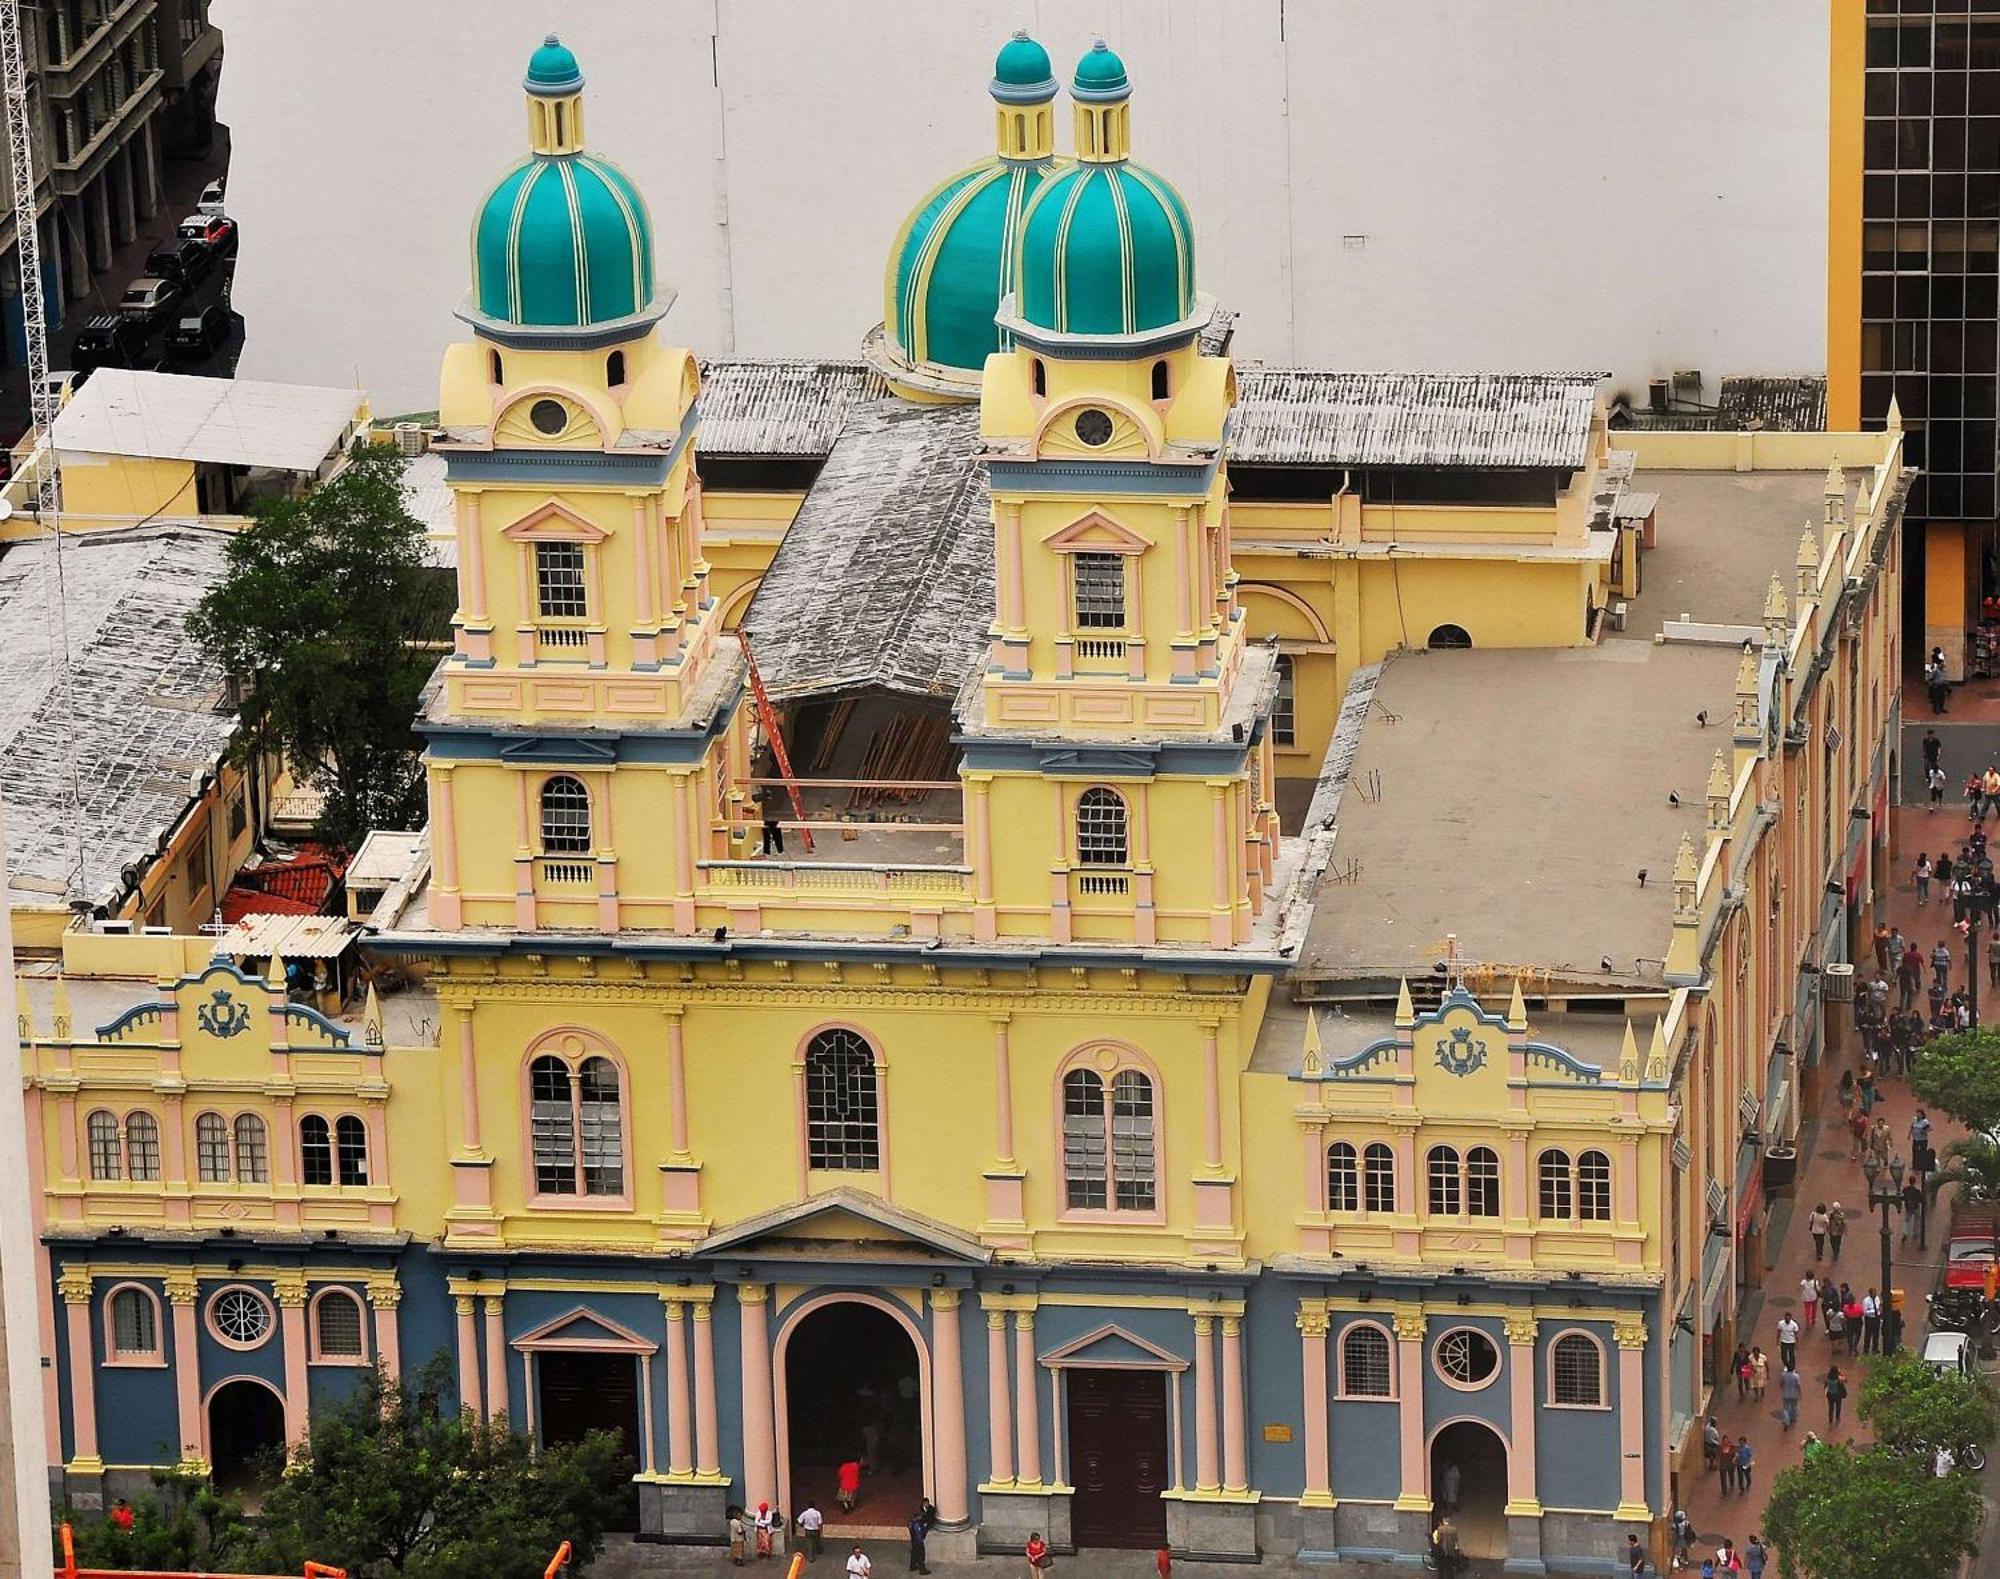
xmin=300 ymin=1115 xmax=333 ymax=1186
xmin=1341 ymin=1326 xmax=1392 ymax=1396
xmin=1076 ymin=787 xmax=1128 ymax=866
xmin=1327 ymin=1142 xmax=1359 ymax=1212
xmin=535 ymin=542 xmax=588 ymax=618
xmin=539 ymin=776 xmax=592 ymax=854
xmin=335 ymin=1115 xmax=369 ymax=1186
xmin=1577 ymin=1150 xmax=1613 ymax=1221
xmin=315 ymin=1292 xmax=364 ymax=1358
xmin=577 ymin=1057 xmax=624 ymax=1195
xmin=1063 ymin=1069 xmax=1108 ymax=1209
xmin=1072 ymin=552 xmax=1125 ymax=630
xmin=111 ymin=1288 xmax=156 ymax=1355
xmin=233 ymin=1114 xmax=269 ymax=1183
xmin=805 ymin=1029 xmax=880 ymax=1171
xmin=1467 ymin=1146 xmax=1501 ymax=1217
xmin=1110 ymin=1070 xmax=1156 ymax=1211
xmin=1552 ymin=1334 xmax=1603 ymax=1405
xmin=1539 ymin=1150 xmax=1573 ymax=1219
xmin=125 ymin=1113 xmax=160 ymax=1181
xmin=87 ymin=1111 xmax=121 ymax=1180
xmin=530 ymin=1055 xmax=576 ymax=1194
xmin=1427 ymin=1145 xmax=1462 ymax=1216
xmin=195 ymin=1112 xmax=230 ymax=1181
xmin=1363 ymin=1142 xmax=1396 ymax=1213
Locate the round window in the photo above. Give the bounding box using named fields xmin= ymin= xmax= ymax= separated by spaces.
xmin=1435 ymin=1327 xmax=1499 ymax=1388
xmin=210 ymin=1287 xmax=274 ymax=1349
xmin=1074 ymin=408 xmax=1114 ymax=447
xmin=529 ymin=398 xmax=569 ymax=436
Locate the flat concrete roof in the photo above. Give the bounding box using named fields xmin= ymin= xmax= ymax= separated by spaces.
xmin=1296 ymin=640 xmax=1740 ymax=988
xmin=54 ymin=369 xmax=366 ymax=473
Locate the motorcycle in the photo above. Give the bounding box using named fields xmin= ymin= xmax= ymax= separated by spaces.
xmin=1926 ymin=1288 xmax=2000 ymax=1336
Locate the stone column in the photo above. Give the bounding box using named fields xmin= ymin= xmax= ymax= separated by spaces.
xmin=1613 ymin=1319 xmax=1651 ymax=1521
xmin=739 ymin=1286 xmax=777 ymax=1508
xmin=483 ymin=1294 xmax=508 ymax=1422
xmin=663 ymin=1299 xmax=694 ymax=1475
xmin=453 ymin=1296 xmax=481 ymax=1414
xmin=274 ymin=1276 xmax=310 ymax=1451
xmin=986 ymin=1309 xmax=1014 ymax=1485
xmin=930 ymin=1290 xmax=969 ymax=1524
xmin=1192 ymin=1315 xmax=1220 ymax=1492
xmin=1221 ymin=1315 xmax=1248 ymax=1493
xmin=165 ymin=1274 xmax=202 ymax=1466
xmin=368 ymin=1281 xmax=402 ymax=1383
xmin=1013 ymin=1310 xmax=1042 ymax=1486
xmin=1503 ymin=1313 xmax=1541 ymax=1515
xmin=1392 ymin=1310 xmax=1430 ymax=1511
xmin=58 ymin=1271 xmax=99 ymax=1468
xmin=1298 ymin=1306 xmax=1333 ymax=1505
xmin=693 ymin=1299 xmax=722 ymax=1476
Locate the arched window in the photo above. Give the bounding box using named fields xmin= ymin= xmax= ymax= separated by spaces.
xmin=108 ymin=1286 xmax=159 ymax=1359
xmin=1272 ymin=654 xmax=1296 ymax=746
xmin=489 ymin=349 xmax=503 ymax=384
xmin=1466 ymin=1146 xmax=1501 ymax=1217
xmin=335 ymin=1115 xmax=369 ymax=1186
xmin=529 ymin=1052 xmax=626 ymax=1197
xmin=312 ymin=1289 xmax=366 ymax=1361
xmin=124 ymin=1112 xmax=161 ymax=1182
xmin=1427 ymin=1145 xmax=1462 ymax=1215
xmin=300 ymin=1115 xmax=333 ymax=1186
xmin=1151 ymin=359 xmax=1170 ymax=401
xmin=1577 ymin=1150 xmax=1613 ymax=1221
xmin=1551 ymin=1332 xmax=1605 ymax=1406
xmin=86 ymin=1111 xmax=120 ymax=1180
xmin=1538 ymin=1149 xmax=1573 ymax=1219
xmin=539 ymin=775 xmax=592 ymax=853
xmin=1062 ymin=1064 xmax=1156 ymax=1212
xmin=606 ymin=349 xmax=626 ymax=386
xmin=1339 ymin=1325 xmax=1393 ymax=1397
xmin=1327 ymin=1142 xmax=1359 ymax=1212
xmin=805 ymin=1029 xmax=880 ymax=1171
xmin=233 ymin=1114 xmax=269 ymax=1183
xmin=1427 ymin=623 xmax=1473 ymax=650
xmin=195 ymin=1112 xmax=231 ymax=1182
xmin=1363 ymin=1142 xmax=1396 ymax=1213
xmin=1076 ymin=787 xmax=1128 ymax=866
xmin=1032 ymin=358 xmax=1047 ymax=397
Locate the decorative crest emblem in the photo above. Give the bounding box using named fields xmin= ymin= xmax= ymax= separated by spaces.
xmin=1433 ymin=1024 xmax=1487 ymax=1078
xmin=196 ymin=988 xmax=252 ymax=1039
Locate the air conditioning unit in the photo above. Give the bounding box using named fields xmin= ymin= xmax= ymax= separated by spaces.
xmin=1610 ymin=601 xmax=1629 ymax=632
xmin=95 ymin=919 xmax=134 ymax=935
xmin=395 ymin=422 xmax=428 ymax=457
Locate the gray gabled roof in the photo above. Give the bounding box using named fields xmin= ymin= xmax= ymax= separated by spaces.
xmin=740 ymin=401 xmax=991 ymax=701
xmin=696 ymin=358 xmax=888 ymax=457
xmin=1231 ymin=369 xmax=1604 ymax=469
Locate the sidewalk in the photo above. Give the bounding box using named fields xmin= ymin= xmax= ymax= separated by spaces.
xmin=1674 ymin=803 xmax=1961 ymax=1561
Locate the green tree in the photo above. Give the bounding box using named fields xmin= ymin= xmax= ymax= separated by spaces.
xmin=186 ymin=444 xmax=451 ymax=850
xmin=1763 ymin=1441 xmax=1981 ymax=1579
xmin=56 ymin=1471 xmax=256 ymax=1572
xmin=1910 ymin=1027 xmax=2000 ymax=1134
xmin=1858 ymin=1350 xmax=2000 ymax=1453
xmin=252 ymin=1360 xmax=628 ymax=1579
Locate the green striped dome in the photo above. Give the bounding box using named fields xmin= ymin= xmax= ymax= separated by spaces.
xmin=884 ymin=158 xmax=1054 ymax=375
xmin=1016 ymin=161 xmax=1195 ymax=336
xmin=471 ymin=153 xmax=655 ymax=328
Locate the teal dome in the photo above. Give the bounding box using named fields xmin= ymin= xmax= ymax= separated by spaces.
xmin=471 ymin=153 xmax=655 ymax=328
xmin=993 ymin=31 xmax=1055 ymax=97
xmin=525 ymin=34 xmax=582 ymax=95
xmin=884 ymin=158 xmax=1056 ymax=377
xmin=1072 ymin=39 xmax=1129 ymax=100
xmin=1016 ymin=162 xmax=1194 ymax=336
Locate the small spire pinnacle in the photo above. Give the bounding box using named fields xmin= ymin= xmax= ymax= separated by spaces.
xmin=1506 ymin=976 xmax=1528 ymax=1033
xmin=1394 ymin=977 xmax=1415 ymax=1028
xmin=1645 ymin=1018 xmax=1671 ymax=1082
xmin=1618 ymin=1020 xmax=1640 ymax=1084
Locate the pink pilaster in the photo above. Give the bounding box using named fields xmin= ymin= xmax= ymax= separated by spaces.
xmin=1392 ymin=1313 xmax=1429 ymax=1510
xmin=666 ymin=1010 xmax=691 ymax=1159
xmin=1202 ymin=1025 xmax=1223 ymax=1172
xmin=986 ymin=1310 xmax=1014 ymax=1484
xmin=992 ymin=1017 xmax=1015 ymax=1164
xmin=664 ymin=1300 xmax=694 ymax=1475
xmin=1221 ymin=1316 xmax=1248 ymax=1492
xmin=930 ymin=1290 xmax=969 ymax=1523
xmin=1209 ymin=784 xmax=1233 ymax=948
xmin=482 ymin=1295 xmax=507 ymax=1421
xmin=693 ymin=1300 xmax=722 ymax=1476
xmin=1013 ymin=1311 xmax=1041 ymax=1486
xmin=276 ymin=1281 xmax=310 ymax=1450
xmin=1298 ymin=1308 xmax=1332 ymax=1504
xmin=632 ymin=497 xmax=655 ymax=628
xmin=60 ymin=1277 xmax=98 ymax=1464
xmin=456 ymin=1008 xmax=483 ymax=1152
xmin=432 ymin=767 xmax=462 ymax=929
xmin=1503 ymin=1315 xmax=1540 ymax=1514
xmin=370 ymin=1284 xmax=402 ymax=1384
xmin=166 ymin=1278 xmax=201 ymax=1462
xmin=1192 ymin=1316 xmax=1219 ymax=1492
xmin=639 ymin=1353 xmax=658 ymax=1475
xmin=1614 ymin=1322 xmax=1650 ymax=1518
xmin=739 ymin=1286 xmax=777 ymax=1507
xmin=458 ymin=490 xmax=488 ymax=627
xmin=455 ymin=1296 xmax=481 ymax=1414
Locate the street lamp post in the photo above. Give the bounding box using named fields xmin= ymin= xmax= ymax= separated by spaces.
xmin=1966 ymin=910 xmax=1984 ymax=1027
xmin=1863 ymin=1151 xmax=1906 ymax=1354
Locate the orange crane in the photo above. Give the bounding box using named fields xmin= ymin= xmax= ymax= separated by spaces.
xmin=735 ymin=629 xmax=813 ymax=853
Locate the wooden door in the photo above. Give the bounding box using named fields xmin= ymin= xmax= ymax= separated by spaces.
xmin=1067 ymin=1368 xmax=1170 ymax=1548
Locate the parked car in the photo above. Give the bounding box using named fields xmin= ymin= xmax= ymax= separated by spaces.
xmin=117 ymin=276 xmax=183 ymax=331
xmin=198 ymin=176 xmax=226 ymax=216
xmin=1926 ymin=1329 xmax=1973 ymax=1379
xmin=166 ymin=305 xmax=229 ymax=363
xmin=177 ymin=212 xmax=237 ymax=256
xmin=144 ymin=238 xmax=210 ymax=286
xmin=1944 ymin=1202 xmax=2000 ymax=1293
xmin=70 ymin=314 xmax=148 ymax=372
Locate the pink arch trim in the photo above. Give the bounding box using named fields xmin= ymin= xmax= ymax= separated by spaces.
xmin=199 ymin=1373 xmax=287 ymax=1468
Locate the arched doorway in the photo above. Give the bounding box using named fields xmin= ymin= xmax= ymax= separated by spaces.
xmin=1430 ymin=1419 xmax=1509 ymax=1558
xmin=1426 ymin=623 xmax=1473 ymax=650
xmin=206 ymin=1378 xmax=286 ymax=1496
xmin=781 ymin=1299 xmax=925 ymax=1533
xmin=535 ymin=1350 xmax=641 ymax=1531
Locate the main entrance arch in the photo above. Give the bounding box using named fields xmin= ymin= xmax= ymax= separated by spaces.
xmin=205 ymin=1377 xmax=286 ymax=1495
xmin=776 ymin=1294 xmax=930 ymax=1533
xmin=1430 ymin=1418 xmax=1509 ymax=1558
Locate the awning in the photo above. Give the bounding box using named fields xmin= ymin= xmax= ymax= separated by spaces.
xmin=1701 ymin=1237 xmax=1734 ymax=1330
xmin=212 ymin=912 xmax=361 ymax=961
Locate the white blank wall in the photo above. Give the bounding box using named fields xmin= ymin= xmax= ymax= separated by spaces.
xmin=216 ymin=0 xmax=1829 ymax=416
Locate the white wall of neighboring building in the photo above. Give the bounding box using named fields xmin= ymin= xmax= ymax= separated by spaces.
xmin=217 ymin=0 xmax=1829 ymax=416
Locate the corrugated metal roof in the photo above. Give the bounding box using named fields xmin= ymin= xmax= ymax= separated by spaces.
xmin=1716 ymin=375 xmax=1827 ymax=433
xmin=741 ymin=402 xmax=990 ymax=700
xmin=213 ymin=912 xmax=362 ymax=960
xmin=53 ymin=369 xmax=368 ymax=473
xmin=1231 ymin=369 xmax=1603 ymax=469
xmin=697 ymin=358 xmax=889 ymax=457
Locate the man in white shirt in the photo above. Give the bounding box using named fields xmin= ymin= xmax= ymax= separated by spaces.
xmin=1775 ymin=1313 xmax=1800 ymax=1371
xmin=846 ymin=1547 xmax=873 ymax=1579
xmin=796 ymin=1501 xmax=824 ymax=1562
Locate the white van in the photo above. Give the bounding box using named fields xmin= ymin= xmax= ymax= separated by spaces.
xmin=1925 ymin=1329 xmax=1972 ymax=1379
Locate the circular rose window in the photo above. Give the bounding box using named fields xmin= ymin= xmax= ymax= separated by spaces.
xmin=1074 ymin=408 xmax=1114 ymax=447
xmin=529 ymin=398 xmax=569 ymax=436
xmin=209 ymin=1287 xmax=273 ymax=1349
xmin=1435 ymin=1327 xmax=1499 ymax=1388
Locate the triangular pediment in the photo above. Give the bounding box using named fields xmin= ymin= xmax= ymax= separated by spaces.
xmin=1039 ymin=1322 xmax=1187 ymax=1371
xmin=695 ymin=1187 xmax=991 ymax=1265
xmin=499 ymin=500 xmax=611 ymax=543
xmin=1042 ymin=510 xmax=1150 ymax=554
xmin=511 ymin=1305 xmax=656 ymax=1353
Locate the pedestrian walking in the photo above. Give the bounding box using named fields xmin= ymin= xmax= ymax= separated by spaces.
xmin=1808 ymin=1201 xmax=1829 ymax=1261
xmin=1732 ymin=1343 xmax=1752 ymax=1400
xmin=908 ymin=1507 xmax=931 ymax=1575
xmin=1703 ymin=1415 xmax=1722 ymax=1469
xmin=1932 ymin=764 xmax=1949 ymax=804
xmin=847 ymin=1547 xmax=873 ymax=1579
xmin=1744 ymin=1535 xmax=1767 ymax=1579
xmin=1735 ymin=1437 xmax=1755 ymax=1493
xmin=797 ymin=1502 xmax=824 ymax=1562
xmin=730 ymin=1511 xmax=749 ymax=1567
xmin=1669 ymin=1508 xmax=1696 ymax=1570
xmin=1926 ymin=728 xmax=1945 ymax=772
xmin=1776 ymin=1313 xmax=1800 ymax=1372
xmin=1828 ymin=1202 xmax=1847 ymax=1261
xmin=1778 ymin=1363 xmax=1801 ymax=1430
xmin=1826 ymin=1300 xmax=1847 ymax=1351
xmin=1875 ymin=922 xmax=1892 ymax=972
xmin=1825 ymin=1365 xmax=1848 ymax=1428
xmin=1820 ymin=1277 xmax=1840 ymax=1331
xmin=1433 ymin=1517 xmax=1462 ymax=1579
xmin=1843 ymin=1294 xmax=1864 ymax=1356
xmin=1904 ymin=1177 xmax=1925 ymax=1241
xmin=1916 ymin=853 xmax=1934 ymax=904
xmin=1800 ymin=1274 xmax=1819 ymax=1329
xmin=1934 ymin=938 xmax=1954 ymax=990
xmin=1628 ymin=1532 xmax=1648 ymax=1578
xmin=1719 ymin=1434 xmax=1739 ymax=1496
xmin=1749 ymin=1345 xmax=1769 ymax=1400
xmin=1023 ymin=1533 xmax=1049 ymax=1578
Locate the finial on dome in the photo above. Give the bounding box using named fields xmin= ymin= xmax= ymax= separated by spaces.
xmin=992 ymin=28 xmax=1057 ymax=108
xmin=524 ymin=34 xmax=584 ymax=97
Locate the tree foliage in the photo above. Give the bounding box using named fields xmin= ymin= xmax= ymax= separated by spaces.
xmin=1858 ymin=1350 xmax=2000 ymax=1454
xmin=56 ymin=1471 xmax=255 ymax=1571
xmin=252 ymin=1360 xmax=629 ymax=1579
xmin=1764 ymin=1441 xmax=1981 ymax=1579
xmin=1911 ymin=1027 xmax=2000 ymax=1135
xmin=186 ymin=445 xmax=450 ymax=849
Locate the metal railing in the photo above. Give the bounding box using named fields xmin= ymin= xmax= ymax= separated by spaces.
xmin=702 ymin=860 xmax=969 ymax=898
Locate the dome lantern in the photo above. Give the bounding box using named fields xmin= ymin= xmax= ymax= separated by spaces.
xmin=991 ymin=29 xmax=1057 ymax=162
xmin=1072 ymin=39 xmax=1131 ymax=163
